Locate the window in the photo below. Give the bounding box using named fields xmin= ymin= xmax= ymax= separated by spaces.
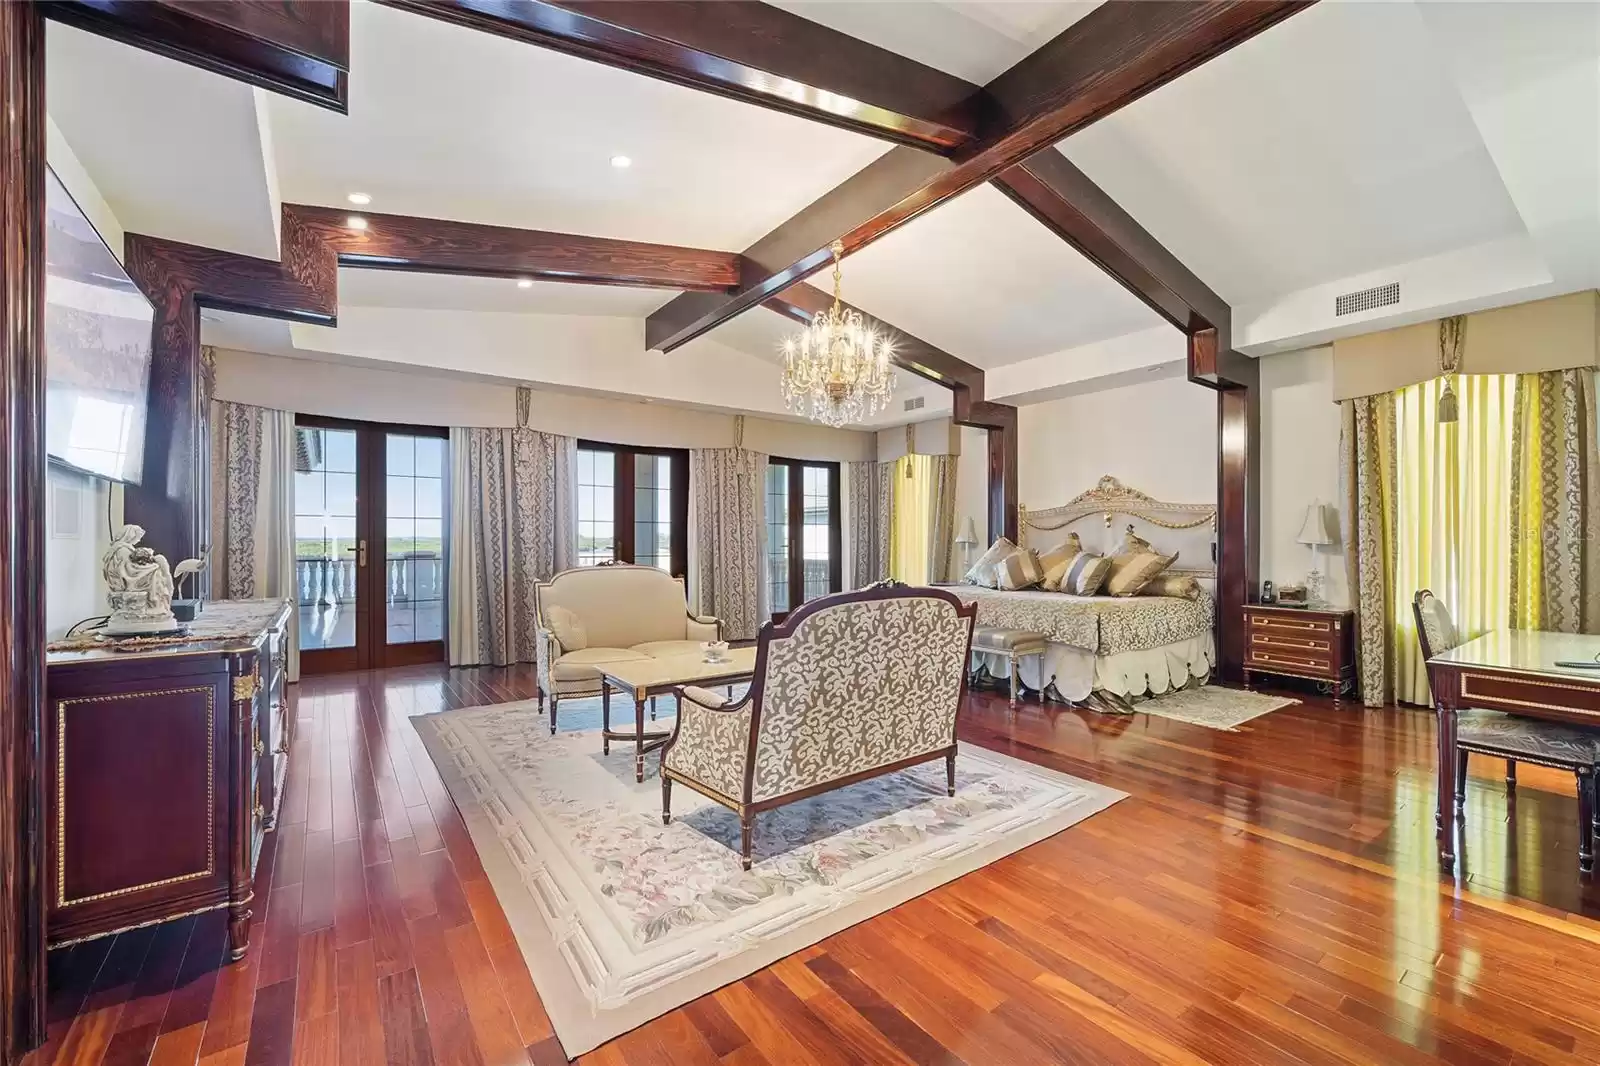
xmin=576 ymin=442 xmax=688 ymax=575
xmin=767 ymin=458 xmax=840 ymax=619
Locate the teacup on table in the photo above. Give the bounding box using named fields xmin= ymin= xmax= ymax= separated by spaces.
xmin=701 ymin=641 xmax=729 ymax=663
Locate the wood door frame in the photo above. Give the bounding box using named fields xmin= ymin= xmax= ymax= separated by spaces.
xmin=768 ymin=457 xmax=842 ymax=621
xmin=576 ymin=440 xmax=689 ymax=579
xmin=294 ymin=414 xmax=448 ymax=673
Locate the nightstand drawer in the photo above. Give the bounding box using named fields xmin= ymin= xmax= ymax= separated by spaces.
xmin=1251 ymin=632 xmax=1331 ymax=654
xmin=1246 ymin=611 xmax=1333 ymax=635
xmin=1247 ymin=648 xmax=1336 ymax=678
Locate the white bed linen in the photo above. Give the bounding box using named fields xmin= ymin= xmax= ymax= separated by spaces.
xmin=972 ymin=632 xmax=1214 ymax=702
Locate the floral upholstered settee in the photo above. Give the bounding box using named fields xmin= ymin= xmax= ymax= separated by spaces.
xmin=534 ymin=565 xmax=722 ymax=733
xmin=660 ymin=584 xmax=976 ymax=869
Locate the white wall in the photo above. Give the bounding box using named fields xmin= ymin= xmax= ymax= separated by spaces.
xmin=45 ymin=466 xmax=117 ymax=639
xmin=213 ymin=348 xmax=874 ymax=462
xmin=1260 ymin=346 xmax=1347 ymax=606
xmin=1018 ymin=374 xmax=1219 ymax=514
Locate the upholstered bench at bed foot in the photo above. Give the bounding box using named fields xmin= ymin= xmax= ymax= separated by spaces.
xmin=970 ymin=626 xmax=1047 ymax=708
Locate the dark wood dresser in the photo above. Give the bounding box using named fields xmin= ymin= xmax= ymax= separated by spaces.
xmin=44 ymin=598 xmax=292 ymax=959
xmin=1241 ymin=604 xmax=1357 ymax=706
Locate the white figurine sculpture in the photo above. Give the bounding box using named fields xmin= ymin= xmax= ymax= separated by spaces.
xmin=102 ymin=524 xmax=191 ymax=635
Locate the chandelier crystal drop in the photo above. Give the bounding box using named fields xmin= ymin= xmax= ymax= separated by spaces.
xmin=779 ymin=240 xmax=895 ymax=427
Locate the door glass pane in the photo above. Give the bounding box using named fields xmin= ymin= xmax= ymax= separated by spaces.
xmin=766 ymin=464 xmax=790 ymax=615
xmin=634 ymin=453 xmax=673 ymax=572
xmin=385 ymin=434 xmax=445 ymax=646
xmin=802 ymin=465 xmax=832 ymax=602
xmin=578 ymin=447 xmax=616 ymax=565
xmin=295 ymin=426 xmax=358 ymax=650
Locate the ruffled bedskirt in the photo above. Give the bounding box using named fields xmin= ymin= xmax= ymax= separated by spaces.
xmin=972 ymin=632 xmax=1215 ymax=703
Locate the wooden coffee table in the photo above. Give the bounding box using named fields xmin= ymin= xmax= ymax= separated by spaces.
xmin=600 ymin=648 xmax=758 ymax=782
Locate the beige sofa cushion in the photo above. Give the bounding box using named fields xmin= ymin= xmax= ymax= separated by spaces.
xmin=551 ymin=647 xmax=651 ymax=683
xmin=546 ymin=605 xmax=587 ymax=651
xmin=539 ymin=566 xmax=689 ymax=649
xmin=631 ymin=640 xmax=708 ymax=660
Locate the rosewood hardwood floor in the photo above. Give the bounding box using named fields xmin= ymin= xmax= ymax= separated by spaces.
xmin=25 ymin=665 xmax=1600 ymax=1066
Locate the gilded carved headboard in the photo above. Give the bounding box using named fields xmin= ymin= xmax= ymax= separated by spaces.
xmin=1019 ymin=475 xmax=1217 ymax=579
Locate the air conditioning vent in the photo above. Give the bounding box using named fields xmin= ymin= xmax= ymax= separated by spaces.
xmin=903 ymin=396 xmax=925 ymax=412
xmin=1335 ymin=282 xmax=1399 ymax=317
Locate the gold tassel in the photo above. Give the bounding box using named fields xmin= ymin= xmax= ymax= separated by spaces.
xmin=1437 ymin=379 xmax=1458 ymax=424
xmin=1436 ymin=315 xmax=1464 ymax=425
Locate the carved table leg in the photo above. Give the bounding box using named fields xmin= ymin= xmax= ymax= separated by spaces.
xmin=602 ymin=683 xmax=611 ymax=755
xmin=1437 ymin=705 xmax=1457 ymax=868
xmin=1579 ymin=766 xmax=1595 ymax=874
xmin=635 ymin=696 xmax=647 ymax=783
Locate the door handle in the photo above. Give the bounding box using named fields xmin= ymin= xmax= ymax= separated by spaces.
xmin=345 ymin=541 xmax=367 ymax=567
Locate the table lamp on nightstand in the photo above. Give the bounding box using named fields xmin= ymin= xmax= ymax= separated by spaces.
xmin=956 ymin=516 xmax=979 ymax=569
xmin=1297 ymin=501 xmax=1336 ymax=607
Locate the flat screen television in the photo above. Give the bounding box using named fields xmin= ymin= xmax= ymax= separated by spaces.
xmin=45 ymin=165 xmax=153 ymax=485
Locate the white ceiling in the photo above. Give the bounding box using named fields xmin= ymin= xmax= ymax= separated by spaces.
xmin=45 ymin=0 xmax=1600 ymax=420
xmin=839 ymin=183 xmax=1162 ymax=366
xmin=1062 ymin=0 xmax=1534 ymax=306
xmin=265 ymin=0 xmax=892 ymax=251
xmin=772 ymin=1 xmax=1098 ymax=84
xmin=46 ymin=22 xmax=281 ymax=259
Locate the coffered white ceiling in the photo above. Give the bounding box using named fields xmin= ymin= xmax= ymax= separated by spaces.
xmin=43 ymin=0 xmax=1600 ymax=421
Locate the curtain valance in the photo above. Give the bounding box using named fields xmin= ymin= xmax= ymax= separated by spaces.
xmin=1333 ymin=291 xmax=1600 ymax=402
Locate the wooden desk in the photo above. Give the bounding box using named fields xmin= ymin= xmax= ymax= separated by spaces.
xmin=1427 ymin=629 xmax=1600 ymax=867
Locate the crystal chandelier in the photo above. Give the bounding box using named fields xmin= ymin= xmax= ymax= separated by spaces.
xmin=780 ymin=240 xmax=895 ymax=427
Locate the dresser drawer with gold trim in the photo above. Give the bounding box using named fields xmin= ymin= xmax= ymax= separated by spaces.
xmin=1241 ymin=605 xmax=1357 ymax=705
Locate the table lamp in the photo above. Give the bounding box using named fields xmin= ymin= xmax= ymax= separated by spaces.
xmin=1297 ymin=502 xmax=1335 ymax=606
xmin=955 ymin=516 xmax=979 ymax=568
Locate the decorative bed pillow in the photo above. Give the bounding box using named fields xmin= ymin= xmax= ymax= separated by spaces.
xmin=996 ymin=548 xmax=1046 ymax=590
xmin=1104 ymin=530 xmax=1177 ymax=597
xmin=545 ymin=605 xmax=587 ymax=651
xmin=1037 ymin=535 xmax=1083 ymax=590
xmin=964 ymin=537 xmax=1016 ymax=588
xmin=1058 ymin=552 xmax=1113 ymax=596
xmin=1137 ymin=573 xmax=1202 ymax=600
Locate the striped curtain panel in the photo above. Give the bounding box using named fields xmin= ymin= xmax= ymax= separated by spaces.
xmin=1510 ymin=369 xmax=1600 ymax=634
xmin=446 ymin=427 xmax=577 ymax=666
xmin=209 ymin=400 xmax=300 ymax=680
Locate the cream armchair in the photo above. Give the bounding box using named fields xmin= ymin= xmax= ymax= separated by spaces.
xmin=535 ymin=564 xmax=721 ymax=734
xmin=660 ymin=584 xmax=976 ymax=869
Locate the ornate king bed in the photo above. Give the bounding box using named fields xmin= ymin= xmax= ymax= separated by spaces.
xmin=950 ymin=476 xmax=1217 ymax=704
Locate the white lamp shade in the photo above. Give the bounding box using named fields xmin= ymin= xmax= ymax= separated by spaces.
xmin=1297 ymin=503 xmax=1335 ymax=547
xmin=955 ymin=516 xmax=979 ymax=547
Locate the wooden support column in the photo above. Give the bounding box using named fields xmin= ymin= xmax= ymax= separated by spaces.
xmin=0 ymin=2 xmax=48 ymax=1058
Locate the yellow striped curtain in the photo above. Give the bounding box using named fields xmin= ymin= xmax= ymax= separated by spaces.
xmin=1390 ymin=375 xmax=1517 ymax=705
xmin=889 ymin=454 xmax=934 ymax=584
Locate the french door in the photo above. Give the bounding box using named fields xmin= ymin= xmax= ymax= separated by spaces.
xmin=294 ymin=415 xmax=448 ymax=673
xmin=765 ymin=458 xmax=841 ymax=621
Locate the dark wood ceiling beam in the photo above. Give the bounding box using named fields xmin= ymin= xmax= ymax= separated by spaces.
xmin=375 ymin=0 xmax=983 ymax=153
xmin=646 ymin=0 xmax=1312 ymax=352
xmin=41 ymin=0 xmax=350 ymax=112
xmin=285 ymin=204 xmax=739 ymax=291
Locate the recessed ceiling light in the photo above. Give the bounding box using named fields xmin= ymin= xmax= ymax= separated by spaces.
xmin=346 ymin=215 xmax=368 ymax=231
xmin=610 ymin=155 xmax=632 ymax=169
xmin=346 ymin=192 xmax=371 ymax=205
xmin=516 ymin=279 xmax=533 ymax=289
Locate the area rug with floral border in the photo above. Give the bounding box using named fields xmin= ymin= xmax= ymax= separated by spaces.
xmin=412 ymin=697 xmax=1125 ymax=1056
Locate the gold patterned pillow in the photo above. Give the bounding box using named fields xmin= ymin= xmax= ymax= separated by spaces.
xmin=964 ymin=537 xmax=1016 ymax=588
xmin=1104 ymin=530 xmax=1177 ymax=597
xmin=1137 ymin=573 xmax=1202 ymax=600
xmin=996 ymin=548 xmax=1046 ymax=590
xmin=1037 ymin=535 xmax=1084 ymax=590
xmin=1058 ymin=552 xmax=1112 ymax=596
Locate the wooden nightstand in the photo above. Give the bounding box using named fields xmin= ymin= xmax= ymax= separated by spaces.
xmin=1241 ymin=604 xmax=1357 ymax=706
